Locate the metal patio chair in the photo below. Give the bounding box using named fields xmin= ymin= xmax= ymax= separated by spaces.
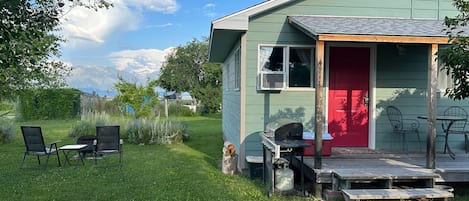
xmin=442 ymin=106 xmax=468 ymax=153
xmin=94 ymin=126 xmax=123 ymax=167
xmin=20 ymin=126 xmax=61 ymax=170
xmin=386 ymin=106 xmax=422 ymax=152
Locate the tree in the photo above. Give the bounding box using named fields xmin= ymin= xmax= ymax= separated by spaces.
xmin=114 ymin=77 xmax=159 ymax=118
xmin=440 ymin=0 xmax=469 ymax=100
xmin=0 ymin=0 xmax=111 ymax=100
xmin=158 ymin=38 xmax=222 ymax=113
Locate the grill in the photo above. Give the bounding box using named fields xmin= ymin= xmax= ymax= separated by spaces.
xmin=261 ymin=119 xmax=310 ymax=197
xmin=76 ymin=135 xmax=96 ymax=157
xmin=265 ymin=119 xmax=303 ymax=141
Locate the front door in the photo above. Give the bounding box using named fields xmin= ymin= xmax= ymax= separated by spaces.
xmin=328 ymin=47 xmax=370 ymax=147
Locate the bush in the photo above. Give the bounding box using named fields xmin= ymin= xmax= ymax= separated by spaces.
xmin=168 ymin=103 xmax=197 ymax=117
xmin=17 ymin=88 xmax=81 ymax=121
xmin=0 ymin=101 xmax=14 ymax=112
xmin=0 ymin=119 xmax=14 ymax=143
xmin=157 ymin=101 xmax=198 ymax=117
xmin=69 ymin=112 xmax=112 ymax=138
xmin=124 ymin=118 xmax=185 ymax=145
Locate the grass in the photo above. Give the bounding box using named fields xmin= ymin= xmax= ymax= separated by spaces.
xmin=2 ymin=115 xmax=469 ymax=201
xmin=0 ymin=115 xmax=312 ymax=201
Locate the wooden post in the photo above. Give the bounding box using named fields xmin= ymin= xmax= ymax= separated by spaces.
xmin=315 ymin=40 xmax=325 ymax=169
xmin=426 ymin=44 xmax=438 ymax=169
xmin=314 ymin=40 xmax=325 ymax=199
xmin=165 ymin=98 xmax=168 ymax=118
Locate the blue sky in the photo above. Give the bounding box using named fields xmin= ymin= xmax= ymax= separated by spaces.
xmin=61 ymin=0 xmax=264 ymax=93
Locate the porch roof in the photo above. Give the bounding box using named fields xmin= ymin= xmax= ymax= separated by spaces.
xmin=288 ymin=15 xmax=456 ymax=44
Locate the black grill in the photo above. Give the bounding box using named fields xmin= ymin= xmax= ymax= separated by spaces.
xmin=76 ymin=135 xmax=95 ymax=156
xmin=265 ymin=119 xmax=304 ymax=142
xmin=261 ymin=119 xmax=310 ymax=196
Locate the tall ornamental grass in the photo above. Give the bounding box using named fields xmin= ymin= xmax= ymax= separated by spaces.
xmin=68 ymin=112 xmax=113 ymax=138
xmin=0 ymin=118 xmax=14 ymax=143
xmin=69 ymin=112 xmax=185 ymax=145
xmin=124 ymin=118 xmax=185 ymax=145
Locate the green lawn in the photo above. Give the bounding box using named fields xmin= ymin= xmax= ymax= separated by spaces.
xmin=0 ymin=116 xmax=311 ymax=201
xmin=1 ymin=115 xmax=468 ymax=201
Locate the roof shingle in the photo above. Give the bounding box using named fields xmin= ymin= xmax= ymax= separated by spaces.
xmin=288 ymin=16 xmax=451 ymax=37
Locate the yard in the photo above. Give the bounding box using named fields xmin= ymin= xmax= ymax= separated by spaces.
xmin=0 ymin=115 xmax=311 ymax=201
xmin=1 ymin=115 xmax=468 ymax=201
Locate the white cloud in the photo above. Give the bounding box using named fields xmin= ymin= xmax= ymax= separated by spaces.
xmin=61 ymin=1 xmax=140 ymax=47
xmin=66 ymin=47 xmax=174 ymax=91
xmin=204 ymin=3 xmax=216 ymax=9
xmin=126 ymin=0 xmax=180 ymax=13
xmin=60 ymin=0 xmax=180 ymax=47
xmin=146 ymin=23 xmax=173 ymax=29
xmin=108 ymin=47 xmax=174 ymax=78
xmin=203 ymin=3 xmax=216 ymax=17
xmin=67 ymin=65 xmax=120 ymax=90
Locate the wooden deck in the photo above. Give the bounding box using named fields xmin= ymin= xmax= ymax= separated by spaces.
xmin=292 ymin=147 xmax=469 ymax=184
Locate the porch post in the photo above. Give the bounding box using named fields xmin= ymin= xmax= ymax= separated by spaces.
xmin=314 ymin=40 xmax=325 ymax=169
xmin=426 ymin=43 xmax=438 ymax=169
xmin=314 ymin=39 xmax=325 ymax=199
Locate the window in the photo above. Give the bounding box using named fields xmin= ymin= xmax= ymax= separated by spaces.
xmin=259 ymin=45 xmax=314 ymax=90
xmin=234 ymin=49 xmax=241 ymax=90
xmin=438 ymin=65 xmax=454 ymax=94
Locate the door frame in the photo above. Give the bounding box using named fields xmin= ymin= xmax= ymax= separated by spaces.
xmin=324 ymin=42 xmax=377 ymax=149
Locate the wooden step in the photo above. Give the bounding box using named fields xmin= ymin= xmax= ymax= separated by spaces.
xmin=342 ymin=188 xmax=454 ymax=201
xmin=332 ymin=168 xmax=439 ymax=190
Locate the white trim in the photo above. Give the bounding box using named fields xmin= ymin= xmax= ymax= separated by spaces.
xmin=234 ymin=47 xmax=241 ymax=91
xmin=212 ymin=0 xmax=293 ymax=30
xmin=369 ymin=45 xmax=377 ymax=150
xmin=239 ymin=33 xmax=247 ymax=169
xmin=257 ymin=44 xmax=316 ymax=91
xmin=325 ymin=42 xmax=377 ymax=149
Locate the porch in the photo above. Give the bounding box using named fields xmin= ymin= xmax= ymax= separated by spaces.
xmin=291 ymin=147 xmax=469 ymax=198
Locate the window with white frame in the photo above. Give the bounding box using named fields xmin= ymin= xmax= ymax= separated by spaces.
xmin=223 ymin=62 xmax=230 ymax=91
xmin=258 ymin=45 xmax=314 ymax=90
xmin=234 ymin=49 xmax=241 ymax=90
xmin=438 ymin=65 xmax=454 ymax=94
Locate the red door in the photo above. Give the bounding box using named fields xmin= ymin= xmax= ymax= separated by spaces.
xmin=328 ymin=47 xmax=370 ymax=147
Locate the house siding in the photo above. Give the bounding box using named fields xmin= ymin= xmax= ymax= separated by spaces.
xmin=240 ymin=0 xmax=458 ymax=157
xmin=222 ymin=41 xmax=242 ymax=152
xmin=375 ymin=44 xmax=429 ymax=150
xmin=211 ymin=0 xmax=462 ymax=164
xmin=375 ymin=44 xmax=469 ymax=151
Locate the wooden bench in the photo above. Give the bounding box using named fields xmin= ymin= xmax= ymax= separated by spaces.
xmin=342 ymin=188 xmax=454 ymax=201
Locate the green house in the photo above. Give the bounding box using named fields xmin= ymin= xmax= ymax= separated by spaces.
xmin=209 ymin=0 xmax=467 ymax=169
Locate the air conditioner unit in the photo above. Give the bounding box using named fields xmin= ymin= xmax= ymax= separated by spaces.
xmin=260 ymin=73 xmax=284 ymax=90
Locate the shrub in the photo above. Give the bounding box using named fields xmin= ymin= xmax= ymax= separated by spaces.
xmin=69 ymin=112 xmax=112 ymax=138
xmin=124 ymin=118 xmax=185 ymax=145
xmin=17 ymin=88 xmax=81 ymax=120
xmin=168 ymin=103 xmax=197 ymax=116
xmin=0 ymin=101 xmax=14 ymax=112
xmin=158 ymin=101 xmax=198 ymax=117
xmin=0 ymin=119 xmax=14 ymax=143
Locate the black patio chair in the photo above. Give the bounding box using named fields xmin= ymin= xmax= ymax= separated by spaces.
xmin=20 ymin=126 xmax=61 ymax=170
xmin=94 ymin=126 xmax=123 ymax=167
xmin=386 ymin=106 xmax=421 ymax=152
xmin=442 ymin=106 xmax=468 ymax=153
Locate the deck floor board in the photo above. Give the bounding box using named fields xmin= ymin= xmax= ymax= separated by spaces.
xmin=295 ymin=148 xmax=469 ymax=183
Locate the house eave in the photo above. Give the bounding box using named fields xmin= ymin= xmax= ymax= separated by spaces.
xmin=209 ymin=29 xmax=245 ymax=63
xmin=209 ymin=0 xmax=295 ymax=63
xmin=211 ymin=0 xmax=294 ymax=30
